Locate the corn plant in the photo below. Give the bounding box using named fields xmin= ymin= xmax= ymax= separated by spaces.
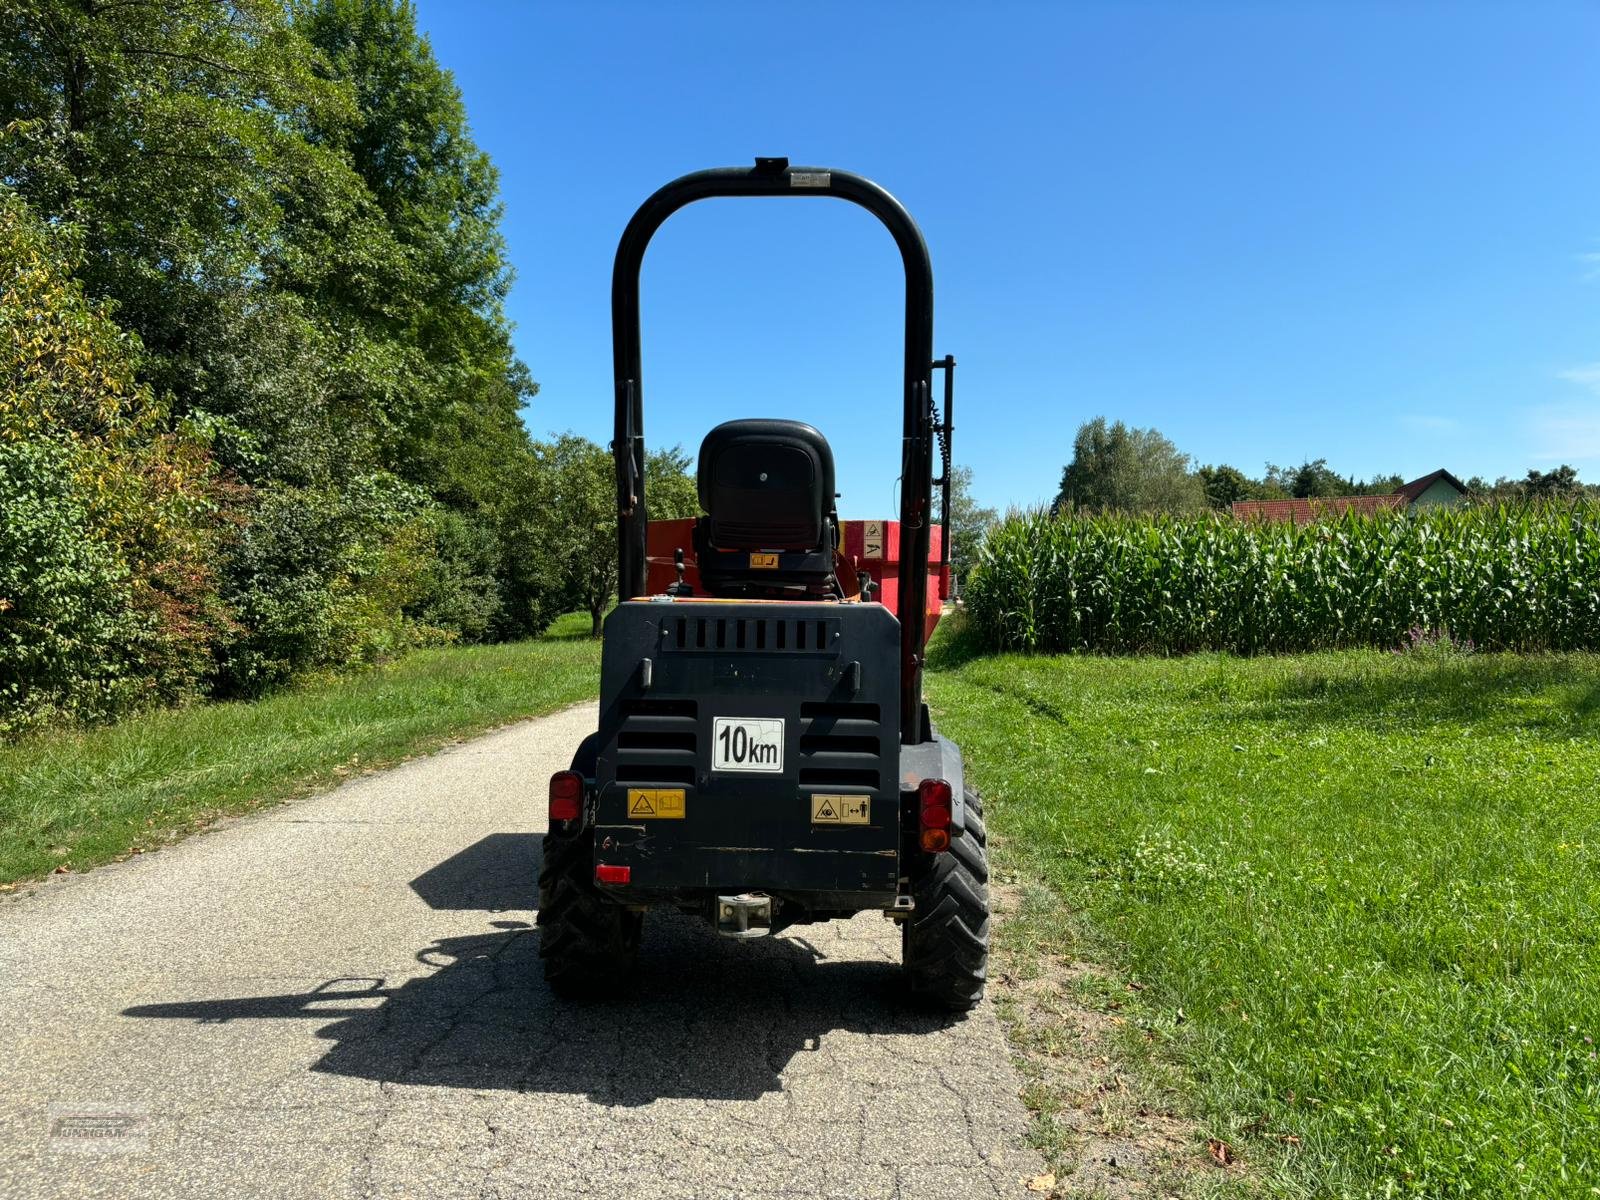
xmin=963 ymin=503 xmax=1600 ymax=654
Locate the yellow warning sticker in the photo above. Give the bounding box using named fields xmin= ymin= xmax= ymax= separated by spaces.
xmin=749 ymin=552 xmax=779 ymax=569
xmin=810 ymin=794 xmax=870 ymax=825
xmin=863 ymin=521 xmax=884 ymax=559
xmin=627 ymin=788 xmax=686 ymax=819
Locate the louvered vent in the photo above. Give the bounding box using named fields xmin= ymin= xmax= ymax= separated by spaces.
xmin=661 ymin=616 xmax=839 ymax=655
xmin=613 ymin=698 xmax=698 ymax=785
xmin=797 ymin=700 xmax=882 ymax=790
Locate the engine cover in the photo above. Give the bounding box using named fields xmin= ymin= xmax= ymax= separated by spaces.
xmin=592 ymin=599 xmax=903 ymax=902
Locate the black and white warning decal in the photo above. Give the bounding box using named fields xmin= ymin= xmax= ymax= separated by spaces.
xmin=711 ymin=717 xmax=784 ymax=773
xmin=810 ymin=794 xmax=870 ymax=825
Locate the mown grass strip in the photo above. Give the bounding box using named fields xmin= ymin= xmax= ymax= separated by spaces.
xmin=928 ymin=647 xmax=1600 ymax=1198
xmin=0 ymin=638 xmax=600 ymax=885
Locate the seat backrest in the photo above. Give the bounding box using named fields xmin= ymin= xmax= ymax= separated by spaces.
xmin=697 ymin=419 xmax=836 ymax=550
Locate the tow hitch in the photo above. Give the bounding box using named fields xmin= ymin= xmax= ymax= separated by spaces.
xmin=715 ymin=893 xmax=773 ymax=938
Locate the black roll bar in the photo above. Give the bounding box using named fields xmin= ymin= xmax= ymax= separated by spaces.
xmin=610 ymin=158 xmax=939 ymax=743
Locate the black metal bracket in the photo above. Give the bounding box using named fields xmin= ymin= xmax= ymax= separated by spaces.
xmin=931 ymin=355 xmax=955 ymax=579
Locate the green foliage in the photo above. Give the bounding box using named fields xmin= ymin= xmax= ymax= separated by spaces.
xmin=534 ymin=434 xmax=615 ymax=637
xmin=936 ymin=464 xmax=998 ymax=585
xmin=0 ymin=2 xmax=563 ymax=733
xmin=965 ymin=503 xmax=1600 ymax=655
xmin=0 ymin=0 xmax=356 ymax=417
xmin=1195 ymin=463 xmax=1252 ymax=510
xmin=0 ymin=440 xmax=145 ymax=733
xmin=929 ymin=651 xmax=1600 ymax=1198
xmin=645 ymin=444 xmax=702 ymax=524
xmin=0 ymin=190 xmax=225 ymax=730
xmin=1054 ymin=417 xmax=1204 ymax=514
xmin=1465 ymin=466 xmax=1600 ymax=504
xmin=1524 ymin=464 xmax=1583 ymax=500
xmin=508 ymin=437 xmax=701 ymax=637
xmin=405 ymin=508 xmax=503 ymax=643
xmin=1261 ymin=458 xmax=1406 ymax=500
xmin=1264 ymin=457 xmax=1347 ymax=498
xmin=218 ymin=474 xmax=440 ymax=696
xmin=288 ymin=0 xmax=537 ymax=503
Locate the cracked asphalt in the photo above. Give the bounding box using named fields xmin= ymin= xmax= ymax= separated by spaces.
xmin=0 ymin=703 xmax=1043 ymax=1199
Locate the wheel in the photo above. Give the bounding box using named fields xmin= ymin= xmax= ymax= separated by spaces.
xmin=902 ymin=787 xmax=990 ymax=1011
xmin=537 ymin=830 xmax=642 ymax=994
xmin=536 ymin=734 xmax=641 ymax=995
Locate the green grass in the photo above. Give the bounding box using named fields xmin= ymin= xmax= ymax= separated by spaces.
xmin=927 ymin=644 xmax=1600 ymax=1198
xmin=11 ymin=599 xmax=1599 ymax=1195
xmin=0 ymin=638 xmax=600 ymax=885
xmin=542 ymin=608 xmax=601 ymax=639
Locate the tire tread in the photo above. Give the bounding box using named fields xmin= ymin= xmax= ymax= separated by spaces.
xmin=902 ymin=785 xmax=991 ymax=1011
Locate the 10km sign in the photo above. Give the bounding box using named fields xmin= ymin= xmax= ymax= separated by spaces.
xmin=712 ymin=717 xmax=784 ymax=773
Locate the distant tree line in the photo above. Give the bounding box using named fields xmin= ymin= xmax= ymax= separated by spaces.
xmin=0 ymin=0 xmax=695 ymax=735
xmin=1053 ymin=417 xmax=1597 ymax=514
xmin=1461 ymin=464 xmax=1597 ymax=504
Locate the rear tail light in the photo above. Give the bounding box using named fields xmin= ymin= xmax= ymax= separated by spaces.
xmin=595 ymin=863 xmax=631 ymax=885
xmin=918 ymin=778 xmax=953 ymax=853
xmin=548 ymin=770 xmax=583 ymax=822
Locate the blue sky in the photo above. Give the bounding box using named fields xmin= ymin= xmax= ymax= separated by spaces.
xmin=414 ymin=1 xmax=1600 ymax=516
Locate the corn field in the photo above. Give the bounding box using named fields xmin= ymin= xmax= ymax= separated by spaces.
xmin=963 ymin=504 xmax=1600 ymax=654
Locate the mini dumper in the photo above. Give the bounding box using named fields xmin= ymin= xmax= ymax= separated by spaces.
xmin=539 ymin=159 xmax=989 ymax=1010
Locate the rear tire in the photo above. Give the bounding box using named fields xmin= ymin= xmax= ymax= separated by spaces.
xmin=538 ymin=830 xmax=642 ymax=995
xmin=902 ymin=787 xmax=990 ymax=1011
xmin=537 ymin=734 xmax=641 ymax=995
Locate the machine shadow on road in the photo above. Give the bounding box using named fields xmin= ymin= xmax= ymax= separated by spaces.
xmin=407 ymin=831 xmax=541 ymax=911
xmin=123 ymin=832 xmax=960 ymax=1105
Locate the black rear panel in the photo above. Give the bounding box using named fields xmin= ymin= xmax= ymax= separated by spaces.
xmin=594 ymin=600 xmax=902 ymax=900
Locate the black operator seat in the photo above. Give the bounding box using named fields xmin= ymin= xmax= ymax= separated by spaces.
xmin=694 ymin=418 xmax=840 ymax=596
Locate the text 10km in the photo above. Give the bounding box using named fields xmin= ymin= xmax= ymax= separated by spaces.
xmin=711 ymin=717 xmax=784 ymax=773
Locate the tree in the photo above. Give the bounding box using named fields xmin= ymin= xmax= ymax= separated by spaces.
xmin=1260 ymin=460 xmax=1405 ymax=500
xmin=935 ymin=465 xmax=998 ymax=586
xmin=0 ymin=0 xmax=536 ymax=502
xmin=1263 ymin=459 xmax=1348 ymax=499
xmin=0 ymin=0 xmax=354 ymax=426
xmin=1524 ymin=464 xmax=1582 ymax=500
xmin=290 ymin=0 xmax=536 ymax=508
xmin=1195 ymin=464 xmax=1251 ymax=511
xmin=518 ymin=437 xmax=701 ymax=638
xmin=1358 ymin=472 xmax=1406 ymax=497
xmin=535 ymin=436 xmax=614 ymax=638
xmin=644 ymin=445 xmax=702 ymax=523
xmin=286 ymin=0 xmax=542 ymax=643
xmin=1054 ymin=418 xmax=1203 ymax=513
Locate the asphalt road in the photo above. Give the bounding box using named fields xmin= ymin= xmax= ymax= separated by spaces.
xmin=0 ymin=703 xmax=1043 ymax=1200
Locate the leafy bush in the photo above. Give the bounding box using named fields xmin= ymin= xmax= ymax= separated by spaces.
xmin=405 ymin=508 xmax=503 ymax=644
xmin=218 ymin=474 xmax=440 ymax=695
xmin=0 ymin=441 xmax=147 ymax=733
xmin=1 ymin=190 xmax=226 ymax=731
xmin=965 ymin=504 xmax=1600 ymax=654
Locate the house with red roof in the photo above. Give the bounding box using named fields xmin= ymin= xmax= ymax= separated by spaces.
xmin=1232 ymin=469 xmax=1468 ymax=522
